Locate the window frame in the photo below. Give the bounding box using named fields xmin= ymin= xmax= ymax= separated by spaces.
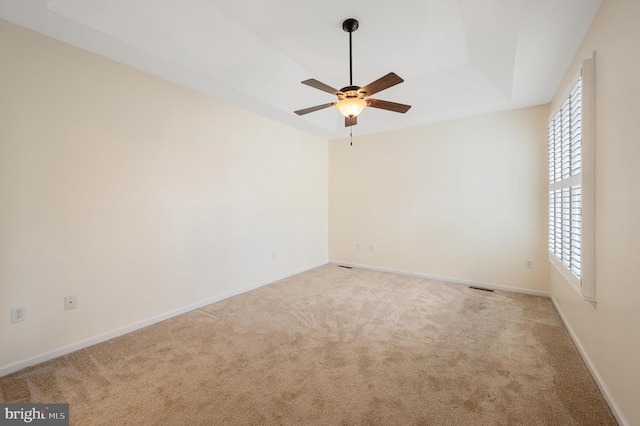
xmin=548 ymin=54 xmax=595 ymax=301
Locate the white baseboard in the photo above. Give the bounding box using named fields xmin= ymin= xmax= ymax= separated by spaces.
xmin=549 ymin=296 xmax=628 ymax=426
xmin=329 ymin=260 xmax=550 ymax=297
xmin=0 ymin=261 xmax=326 ymax=378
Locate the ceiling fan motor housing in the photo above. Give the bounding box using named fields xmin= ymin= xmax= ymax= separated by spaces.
xmin=339 ymin=85 xmax=366 ymax=100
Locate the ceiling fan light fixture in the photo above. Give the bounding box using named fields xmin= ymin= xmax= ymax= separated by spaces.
xmin=335 ymin=98 xmax=367 ymax=118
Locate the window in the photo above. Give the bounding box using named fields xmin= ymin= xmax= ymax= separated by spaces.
xmin=548 ymin=55 xmax=595 ymax=301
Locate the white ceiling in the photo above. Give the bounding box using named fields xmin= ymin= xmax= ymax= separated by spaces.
xmin=0 ymin=0 xmax=601 ymax=140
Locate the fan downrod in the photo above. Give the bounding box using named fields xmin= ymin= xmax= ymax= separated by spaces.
xmin=343 ymin=19 xmax=359 ymax=86
xmin=342 ymin=18 xmax=359 ymax=33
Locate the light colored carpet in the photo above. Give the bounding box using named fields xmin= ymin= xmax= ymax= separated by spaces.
xmin=1 ymin=265 xmax=616 ymax=425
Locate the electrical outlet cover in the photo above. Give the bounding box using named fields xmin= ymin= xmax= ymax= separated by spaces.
xmin=11 ymin=306 xmax=26 ymax=323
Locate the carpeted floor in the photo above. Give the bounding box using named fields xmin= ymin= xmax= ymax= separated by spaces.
xmin=0 ymin=265 xmax=616 ymax=425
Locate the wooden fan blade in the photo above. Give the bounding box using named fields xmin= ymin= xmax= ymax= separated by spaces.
xmin=366 ymin=98 xmax=411 ymax=114
xmin=301 ymin=79 xmax=342 ymax=95
xmin=359 ymin=72 xmax=404 ymax=97
xmin=294 ymin=103 xmax=335 ymax=116
xmin=345 ymin=116 xmax=357 ymax=127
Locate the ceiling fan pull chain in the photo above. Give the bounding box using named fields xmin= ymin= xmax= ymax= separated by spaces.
xmin=350 ymin=127 xmax=353 ymax=146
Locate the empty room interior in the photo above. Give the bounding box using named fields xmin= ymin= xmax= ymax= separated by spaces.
xmin=0 ymin=0 xmax=638 ymax=425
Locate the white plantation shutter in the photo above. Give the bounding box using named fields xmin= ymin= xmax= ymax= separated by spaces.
xmin=548 ymin=55 xmax=595 ymax=300
xmin=548 ymin=77 xmax=582 ymax=284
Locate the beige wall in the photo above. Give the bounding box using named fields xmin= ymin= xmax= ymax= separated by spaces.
xmin=0 ymin=21 xmax=328 ymax=372
xmin=329 ymin=105 xmax=549 ymax=292
xmin=548 ymin=1 xmax=640 ymax=424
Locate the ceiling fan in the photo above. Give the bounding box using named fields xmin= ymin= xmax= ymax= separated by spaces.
xmin=294 ymin=18 xmax=411 ymax=127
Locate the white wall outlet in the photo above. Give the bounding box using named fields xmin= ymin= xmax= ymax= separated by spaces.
xmin=356 ymin=243 xmax=361 ymax=250
xmin=272 ymin=251 xmax=277 ymax=260
xmin=526 ymin=259 xmax=533 ymax=269
xmin=64 ymin=295 xmax=78 ymax=310
xmin=369 ymin=244 xmax=375 ymax=251
xmin=11 ymin=306 xmax=26 ymax=323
